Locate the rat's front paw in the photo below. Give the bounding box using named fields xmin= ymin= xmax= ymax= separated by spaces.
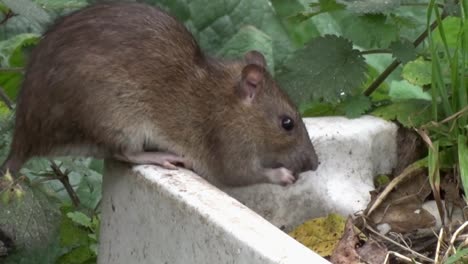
xmin=264 ymin=167 xmax=297 ymax=186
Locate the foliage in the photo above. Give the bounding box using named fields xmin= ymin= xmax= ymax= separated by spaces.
xmin=289 ymin=213 xmax=346 ymax=257
xmin=0 ymin=0 xmax=467 ymax=263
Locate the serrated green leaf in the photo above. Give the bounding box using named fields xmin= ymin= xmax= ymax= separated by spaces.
xmin=67 ymin=212 xmax=92 ymax=229
xmin=277 ymin=35 xmax=366 ymax=103
xmin=341 ymin=13 xmax=398 ymax=48
xmin=343 ymin=95 xmax=372 ymax=118
xmin=402 ymin=57 xmax=432 ymax=86
xmin=56 ymin=245 xmax=96 ymax=264
xmin=371 ymin=100 xmax=432 ymax=127
xmin=344 ymin=0 xmax=401 ymax=14
xmin=389 ymin=80 xmax=432 ymax=101
xmin=389 ymin=39 xmax=416 ymax=64
xmin=217 ymin=26 xmax=274 ymax=73
xmin=144 ymin=0 xmax=295 ymax=64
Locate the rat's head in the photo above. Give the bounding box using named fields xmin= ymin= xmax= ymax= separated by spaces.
xmin=230 ymin=50 xmax=319 ymax=178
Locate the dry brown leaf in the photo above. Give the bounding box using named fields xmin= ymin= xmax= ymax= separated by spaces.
xmin=356 ymin=238 xmax=387 ymax=264
xmin=330 ymin=217 xmax=361 ymax=264
xmin=368 ymin=171 xmax=436 ymax=233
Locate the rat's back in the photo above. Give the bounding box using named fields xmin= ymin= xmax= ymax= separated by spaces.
xmin=3 ymin=3 xmax=205 ymax=174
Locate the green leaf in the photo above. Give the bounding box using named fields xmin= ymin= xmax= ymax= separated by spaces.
xmin=217 ymin=26 xmax=274 ymax=73
xmin=0 ymin=33 xmax=40 ymax=67
xmin=432 ymin=17 xmax=461 ymax=49
xmin=343 ymin=95 xmax=371 ymax=118
xmin=277 ymin=35 xmax=366 ymax=103
xmin=300 ymin=102 xmax=344 ymax=117
xmin=341 ymin=14 xmax=398 ymax=49
xmin=56 ymin=245 xmax=96 ymax=264
xmin=144 ymin=0 xmax=295 ymax=64
xmin=270 ymin=0 xmax=320 ymax=46
xmin=33 ymin=0 xmax=88 ymax=11
xmin=389 ymin=80 xmax=432 ymax=101
xmin=0 ymin=72 xmax=23 ymax=100
xmin=343 ymin=0 xmax=401 ymax=14
xmin=443 ymin=0 xmax=461 ymax=17
xmin=59 ymin=207 xmax=90 ymax=248
xmin=389 ymin=39 xmax=416 ymax=64
xmin=316 ymin=0 xmax=346 ymax=13
xmin=0 ymin=3 xmax=10 ymax=14
xmin=371 ymin=100 xmax=432 ymax=127
xmin=67 ymin=212 xmax=92 ymax=229
xmin=294 ymin=0 xmax=346 ymax=21
xmin=75 ymin=171 xmax=102 ymax=210
xmin=446 ymin=248 xmax=468 ymax=264
xmin=0 ymin=182 xmax=62 ymax=262
xmin=2 ymin=0 xmax=52 ymax=28
xmin=402 ymin=57 xmax=432 ymax=86
xmin=459 ymin=135 xmax=468 ymax=201
xmin=428 ymin=140 xmax=440 ymax=195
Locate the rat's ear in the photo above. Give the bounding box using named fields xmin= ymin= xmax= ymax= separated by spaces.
xmin=244 ymin=50 xmax=267 ymax=69
xmin=237 ymin=64 xmax=264 ymax=103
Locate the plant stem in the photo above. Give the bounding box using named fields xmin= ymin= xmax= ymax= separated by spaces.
xmin=0 ymin=10 xmax=14 ymax=26
xmin=364 ymin=12 xmax=448 ymax=96
xmin=0 ymin=85 xmax=13 ymax=110
xmin=50 ymin=161 xmax=81 ymax=207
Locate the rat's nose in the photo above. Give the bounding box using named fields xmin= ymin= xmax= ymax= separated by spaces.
xmin=300 ymin=151 xmax=319 ymax=172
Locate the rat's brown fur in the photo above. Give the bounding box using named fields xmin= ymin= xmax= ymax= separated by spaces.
xmin=1 ymin=2 xmax=318 ymax=186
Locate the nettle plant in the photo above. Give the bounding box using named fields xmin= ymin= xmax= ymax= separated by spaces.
xmin=274 ymin=0 xmax=467 ymax=205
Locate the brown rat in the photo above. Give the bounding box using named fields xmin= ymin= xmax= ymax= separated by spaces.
xmin=1 ymin=2 xmax=319 ymax=186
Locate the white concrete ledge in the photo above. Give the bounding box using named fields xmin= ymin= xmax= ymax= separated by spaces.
xmin=98 ymin=116 xmax=398 ymax=263
xmin=98 ymin=161 xmax=329 ymax=264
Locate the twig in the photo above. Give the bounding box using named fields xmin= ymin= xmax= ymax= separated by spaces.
xmin=0 ymin=85 xmax=13 ymax=110
xmin=434 ymin=227 xmax=445 ymax=263
xmin=366 ymin=225 xmax=435 ymax=262
xmin=0 ymin=10 xmax=14 ymax=26
xmin=364 ymin=11 xmax=449 ymax=96
xmin=384 ymin=251 xmax=423 ymax=264
xmin=366 ymin=162 xmax=426 ymax=216
xmin=447 ymin=221 xmax=468 ymax=256
xmin=49 ymin=160 xmax=81 ymax=207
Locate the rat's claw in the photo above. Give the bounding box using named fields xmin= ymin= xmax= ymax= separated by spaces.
xmin=161 ymin=161 xmax=179 ymax=170
xmin=264 ymin=167 xmax=297 ymax=186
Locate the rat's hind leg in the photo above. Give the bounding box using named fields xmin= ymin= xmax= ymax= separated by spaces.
xmin=114 ymin=151 xmax=193 ymax=170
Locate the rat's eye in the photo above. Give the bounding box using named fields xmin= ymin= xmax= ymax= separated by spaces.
xmin=281 ymin=116 xmax=294 ymax=131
